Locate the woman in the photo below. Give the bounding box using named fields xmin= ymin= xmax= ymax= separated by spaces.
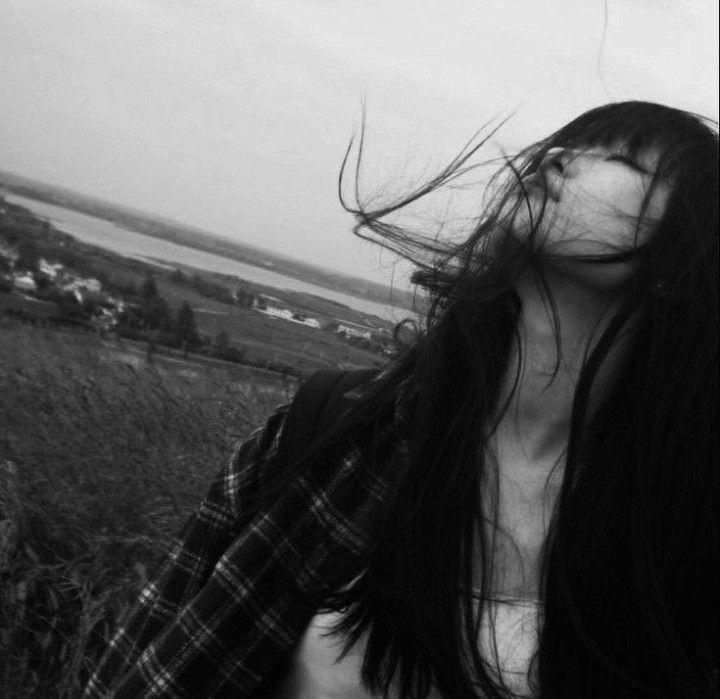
xmin=85 ymin=101 xmax=718 ymax=698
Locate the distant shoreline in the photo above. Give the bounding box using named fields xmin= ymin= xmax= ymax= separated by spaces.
xmin=0 ymin=170 xmax=416 ymax=311
xmin=3 ymin=191 xmax=417 ymax=324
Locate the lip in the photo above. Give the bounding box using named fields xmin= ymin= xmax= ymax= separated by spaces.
xmin=521 ymin=170 xmax=551 ymax=198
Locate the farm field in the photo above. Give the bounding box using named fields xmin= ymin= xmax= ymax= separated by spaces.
xmin=61 ymin=251 xmax=394 ymax=375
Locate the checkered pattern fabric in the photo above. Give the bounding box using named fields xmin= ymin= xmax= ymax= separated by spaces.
xmin=84 ymin=399 xmax=396 ymax=698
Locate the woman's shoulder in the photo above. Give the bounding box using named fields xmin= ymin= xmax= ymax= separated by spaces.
xmin=219 ymin=401 xmax=291 ymax=518
xmin=230 ymin=366 xmax=411 ymax=508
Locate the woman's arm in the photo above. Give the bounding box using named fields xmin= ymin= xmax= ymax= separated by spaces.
xmin=83 ymin=403 xmax=289 ymax=697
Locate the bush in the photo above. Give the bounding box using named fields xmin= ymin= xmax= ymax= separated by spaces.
xmin=57 ymin=294 xmax=90 ymax=321
xmin=16 ymin=240 xmax=40 ymax=274
xmin=168 ymin=268 xmax=254 ymax=308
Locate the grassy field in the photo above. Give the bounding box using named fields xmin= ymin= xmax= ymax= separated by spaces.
xmin=0 ymin=323 xmax=295 ymax=697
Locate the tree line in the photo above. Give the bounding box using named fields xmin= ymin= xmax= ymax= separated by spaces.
xmin=115 ymin=275 xmax=200 ymax=350
xmin=169 ymin=268 xmax=254 ymax=308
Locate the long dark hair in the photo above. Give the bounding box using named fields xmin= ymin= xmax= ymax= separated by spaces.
xmin=276 ymin=102 xmax=718 ymax=697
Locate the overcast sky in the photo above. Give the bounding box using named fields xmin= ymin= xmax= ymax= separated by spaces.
xmin=1 ymin=0 xmax=717 ymax=286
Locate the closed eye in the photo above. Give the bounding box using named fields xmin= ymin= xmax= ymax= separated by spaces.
xmin=606 ymin=153 xmax=650 ymax=175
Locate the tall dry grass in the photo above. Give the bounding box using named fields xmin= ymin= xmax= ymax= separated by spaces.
xmin=0 ymin=324 xmax=291 ymax=697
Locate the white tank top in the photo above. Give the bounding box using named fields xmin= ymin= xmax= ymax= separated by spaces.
xmin=275 ymin=600 xmax=539 ymax=698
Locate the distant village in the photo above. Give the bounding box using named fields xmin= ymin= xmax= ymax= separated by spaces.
xmin=0 ymin=212 xmax=397 ymax=369
xmin=2 ymin=249 xmax=127 ymax=334
xmin=255 ymin=295 xmax=386 ymax=344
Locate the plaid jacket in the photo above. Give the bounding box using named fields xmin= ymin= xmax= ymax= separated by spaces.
xmin=84 ymin=395 xmax=397 ymax=698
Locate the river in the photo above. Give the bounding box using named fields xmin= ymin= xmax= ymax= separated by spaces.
xmin=5 ymin=193 xmax=413 ymax=323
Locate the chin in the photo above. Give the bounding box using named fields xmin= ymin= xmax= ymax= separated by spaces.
xmin=506 ymin=212 xmax=537 ymax=241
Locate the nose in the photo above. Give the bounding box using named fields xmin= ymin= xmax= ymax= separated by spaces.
xmin=539 ymin=147 xmax=572 ymax=175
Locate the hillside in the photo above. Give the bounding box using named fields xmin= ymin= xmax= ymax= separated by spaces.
xmin=0 ymin=324 xmax=293 ymax=696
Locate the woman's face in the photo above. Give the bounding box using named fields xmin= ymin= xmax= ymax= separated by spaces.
xmin=506 ymin=143 xmax=671 ymax=287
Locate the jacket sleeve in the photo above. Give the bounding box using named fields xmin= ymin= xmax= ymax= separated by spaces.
xmin=83 ymin=402 xmax=289 ymax=698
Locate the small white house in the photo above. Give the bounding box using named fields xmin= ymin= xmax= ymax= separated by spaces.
xmin=13 ymin=274 xmax=38 ymax=292
xmin=38 ymin=258 xmax=64 ymax=280
xmin=265 ymin=306 xmax=294 ymax=321
xmin=61 ymin=277 xmax=102 ymax=294
xmin=80 ymin=278 xmax=102 ymax=293
xmin=337 ymin=323 xmax=372 ymax=341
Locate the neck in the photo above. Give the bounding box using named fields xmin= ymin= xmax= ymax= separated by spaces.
xmin=481 ymin=271 xmax=633 ymax=599
xmin=493 ymin=270 xmax=630 ymax=465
